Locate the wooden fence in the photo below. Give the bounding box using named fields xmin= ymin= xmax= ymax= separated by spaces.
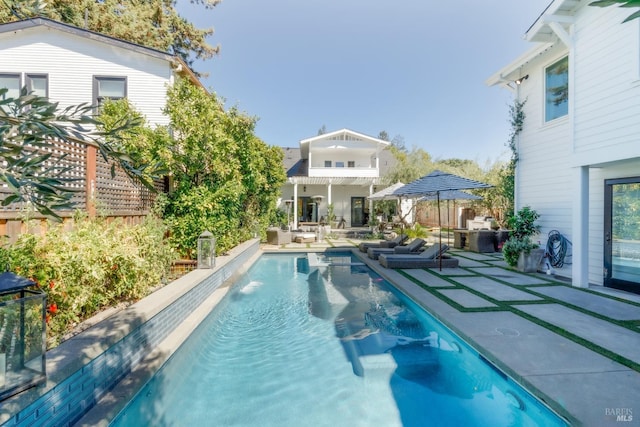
xmin=0 ymin=138 xmax=164 ymax=242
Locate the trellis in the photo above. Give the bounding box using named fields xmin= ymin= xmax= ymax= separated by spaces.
xmin=0 ymin=137 xmax=162 ymax=240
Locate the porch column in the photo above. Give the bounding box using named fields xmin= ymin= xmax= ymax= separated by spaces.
xmin=369 ymin=183 xmax=374 ymax=226
xmin=327 ymin=181 xmax=332 ymax=206
xmin=293 ymin=182 xmax=299 ymax=231
xmin=572 ymin=166 xmax=589 ymax=288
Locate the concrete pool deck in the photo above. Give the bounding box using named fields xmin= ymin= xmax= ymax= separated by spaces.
xmin=266 ymin=235 xmax=640 ymax=427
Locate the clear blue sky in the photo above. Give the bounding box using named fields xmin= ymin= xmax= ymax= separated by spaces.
xmin=177 ymin=0 xmax=551 ymax=163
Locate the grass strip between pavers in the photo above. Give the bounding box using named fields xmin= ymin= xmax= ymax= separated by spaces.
xmin=397 ymin=261 xmax=640 ymax=374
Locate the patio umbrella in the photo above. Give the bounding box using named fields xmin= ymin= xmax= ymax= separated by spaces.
xmin=368 ymin=182 xmax=414 ymax=228
xmin=368 ymin=182 xmax=405 ymax=201
xmin=393 ymin=171 xmax=492 ymax=269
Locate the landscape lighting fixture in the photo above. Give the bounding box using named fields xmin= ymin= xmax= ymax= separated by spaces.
xmin=515 ymin=75 xmax=529 ymax=85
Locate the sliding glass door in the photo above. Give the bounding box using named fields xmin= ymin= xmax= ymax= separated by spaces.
xmin=604 ymin=177 xmax=640 ymax=294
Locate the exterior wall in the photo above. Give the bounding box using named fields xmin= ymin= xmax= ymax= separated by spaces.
xmin=509 ymin=4 xmax=640 ymax=287
xmin=571 ymin=6 xmax=640 ymax=165
xmin=0 ymin=26 xmax=173 ymax=127
xmin=514 ymin=43 xmax=574 ymax=252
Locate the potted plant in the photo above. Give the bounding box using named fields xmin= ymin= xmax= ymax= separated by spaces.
xmin=327 ymin=203 xmax=337 ymax=229
xmin=502 ymin=206 xmax=544 ymax=272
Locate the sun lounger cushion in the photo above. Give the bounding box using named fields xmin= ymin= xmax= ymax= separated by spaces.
xmin=358 ymin=234 xmax=408 ymax=252
xmin=367 ymin=238 xmax=426 ymax=260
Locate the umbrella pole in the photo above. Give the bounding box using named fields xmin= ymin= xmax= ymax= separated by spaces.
xmin=438 ymin=191 xmax=442 ymax=270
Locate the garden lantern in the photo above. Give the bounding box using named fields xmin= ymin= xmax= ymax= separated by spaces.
xmin=0 ymin=272 xmax=47 ymax=401
xmin=197 ymin=230 xmax=216 ymax=269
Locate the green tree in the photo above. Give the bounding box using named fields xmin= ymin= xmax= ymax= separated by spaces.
xmin=0 ymin=0 xmax=220 ymax=73
xmin=161 ymin=79 xmax=286 ymax=256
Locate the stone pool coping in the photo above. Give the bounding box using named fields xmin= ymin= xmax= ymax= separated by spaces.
xmin=0 ymin=239 xmax=260 ymax=427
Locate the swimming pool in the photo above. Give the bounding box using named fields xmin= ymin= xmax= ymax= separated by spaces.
xmin=111 ymin=252 xmax=567 ymax=426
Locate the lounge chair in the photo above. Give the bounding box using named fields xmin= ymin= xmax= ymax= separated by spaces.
xmin=367 ymin=238 xmax=426 ymax=260
xmin=378 ymin=244 xmax=459 ymax=269
xmin=358 ymin=234 xmax=408 ymax=253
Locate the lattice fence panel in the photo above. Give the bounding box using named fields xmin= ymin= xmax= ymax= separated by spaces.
xmin=0 ymin=137 xmax=87 ymax=213
xmin=94 ymin=154 xmax=160 ymax=214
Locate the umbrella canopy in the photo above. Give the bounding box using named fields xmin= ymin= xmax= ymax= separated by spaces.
xmin=393 ymin=171 xmax=492 ymax=270
xmin=418 ymin=189 xmax=482 ymax=202
xmin=368 ymin=182 xmax=405 ymax=201
xmin=393 ymin=170 xmax=492 ymax=197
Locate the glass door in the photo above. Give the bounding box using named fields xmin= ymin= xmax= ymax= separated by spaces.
xmin=604 ymin=177 xmax=640 ymax=294
xmin=351 ymin=197 xmax=365 ymax=227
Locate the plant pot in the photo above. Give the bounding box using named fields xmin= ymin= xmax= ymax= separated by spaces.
xmin=517 ymin=248 xmax=544 ymax=273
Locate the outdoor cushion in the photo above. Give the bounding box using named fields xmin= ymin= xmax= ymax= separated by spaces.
xmin=358 ymin=234 xmax=408 ymax=252
xmin=367 ymin=238 xmax=426 ymax=260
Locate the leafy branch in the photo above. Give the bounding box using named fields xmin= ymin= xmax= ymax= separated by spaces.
xmin=0 ymin=87 xmax=150 ymax=218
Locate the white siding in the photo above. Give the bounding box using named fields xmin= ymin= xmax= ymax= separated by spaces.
xmin=515 ymin=44 xmax=574 ymax=253
xmin=0 ymin=26 xmax=173 ymax=127
xmin=572 ymin=5 xmax=640 ymax=165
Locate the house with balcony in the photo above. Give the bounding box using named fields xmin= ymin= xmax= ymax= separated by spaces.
xmin=281 ymin=129 xmax=396 ymax=230
xmin=486 ymin=0 xmax=640 ymax=294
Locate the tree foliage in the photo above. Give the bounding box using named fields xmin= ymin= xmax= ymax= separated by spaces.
xmin=0 ymin=88 xmax=146 ymax=218
xmin=161 ymin=79 xmax=286 ymax=256
xmin=0 ymin=0 xmax=220 ymax=73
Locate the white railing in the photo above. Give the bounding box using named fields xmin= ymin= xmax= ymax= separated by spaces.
xmin=308 ymin=167 xmax=378 ymax=178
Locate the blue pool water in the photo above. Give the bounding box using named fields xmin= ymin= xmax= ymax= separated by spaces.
xmin=112 ymin=252 xmax=567 ymax=426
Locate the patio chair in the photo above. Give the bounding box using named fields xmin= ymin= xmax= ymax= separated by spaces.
xmin=358 ymin=234 xmax=408 ymax=253
xmin=378 ymin=244 xmax=459 ymax=269
xmin=367 ymin=238 xmax=426 ymax=260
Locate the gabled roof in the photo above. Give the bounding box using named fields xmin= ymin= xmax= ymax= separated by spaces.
xmin=485 ymin=0 xmax=578 ymax=88
xmin=299 ymin=128 xmax=389 ymax=158
xmin=0 ymin=17 xmax=202 ymax=87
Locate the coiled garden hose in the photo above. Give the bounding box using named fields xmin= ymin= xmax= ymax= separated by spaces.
xmin=546 ymin=230 xmax=570 ymax=268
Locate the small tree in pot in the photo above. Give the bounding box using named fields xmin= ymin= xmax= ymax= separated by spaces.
xmin=502 ymin=206 xmax=543 ymax=272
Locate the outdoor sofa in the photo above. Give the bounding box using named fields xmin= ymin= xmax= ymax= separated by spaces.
xmin=367 ymin=238 xmax=426 ymax=260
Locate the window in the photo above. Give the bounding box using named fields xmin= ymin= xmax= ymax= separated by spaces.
xmin=26 ymin=74 xmax=48 ymax=98
xmin=336 ymin=161 xmax=345 ymax=168
xmin=0 ymin=73 xmax=20 ymax=99
xmin=94 ymin=76 xmax=126 ymax=106
xmin=324 ymin=160 xmax=332 ymax=167
xmin=347 ymin=161 xmax=355 ymax=168
xmin=545 ymin=56 xmax=568 ymax=122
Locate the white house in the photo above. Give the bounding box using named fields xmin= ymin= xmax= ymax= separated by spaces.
xmin=0 ymin=17 xmax=202 ymax=226
xmin=0 ymin=17 xmax=200 ymax=126
xmin=487 ymin=0 xmax=640 ymax=294
xmin=281 ymin=128 xmax=400 ymax=230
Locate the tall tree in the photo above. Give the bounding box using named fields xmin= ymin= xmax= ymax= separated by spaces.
xmin=0 ymin=0 xmax=220 ymax=73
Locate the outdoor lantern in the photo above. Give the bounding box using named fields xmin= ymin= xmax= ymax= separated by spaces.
xmin=0 ymin=272 xmax=47 ymax=401
xmin=197 ymin=230 xmax=216 ymax=269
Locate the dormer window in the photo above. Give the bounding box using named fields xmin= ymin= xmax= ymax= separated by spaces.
xmin=348 ymin=161 xmax=355 ymax=168
xmin=324 ymin=160 xmax=332 ymax=167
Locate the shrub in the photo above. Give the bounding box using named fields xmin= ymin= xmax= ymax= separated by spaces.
xmin=0 ymin=213 xmax=175 ymax=347
xmin=503 ymin=206 xmax=541 ymax=267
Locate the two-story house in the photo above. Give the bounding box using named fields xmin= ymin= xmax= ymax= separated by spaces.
xmin=281 ymin=128 xmax=396 ymax=230
xmin=487 ymin=0 xmax=640 ymax=294
xmin=0 ymin=17 xmax=200 ymax=231
xmin=0 ymin=16 xmax=199 ymax=125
